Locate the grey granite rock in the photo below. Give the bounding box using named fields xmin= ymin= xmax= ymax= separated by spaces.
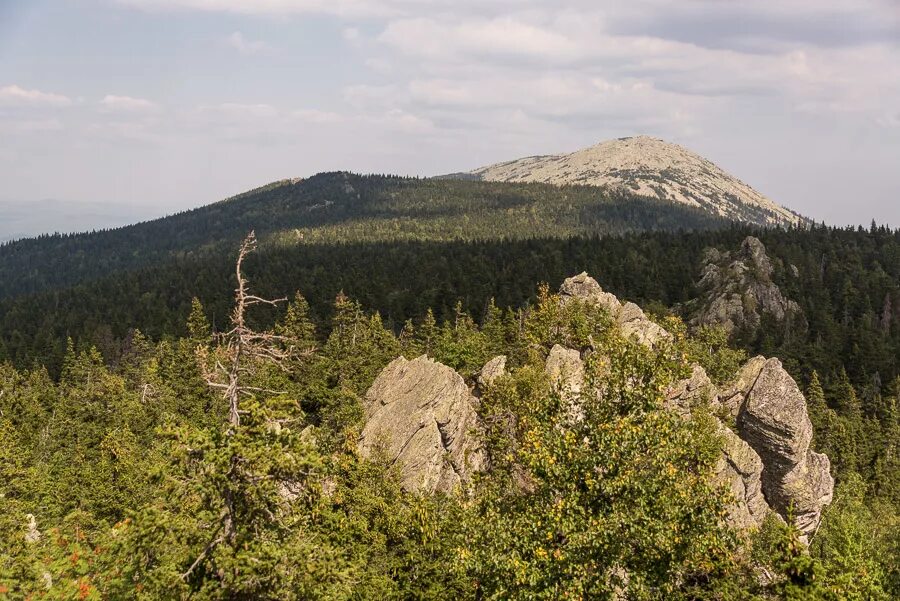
xmin=737 ymin=358 xmax=834 ymax=539
xmin=560 ymin=272 xmax=670 ymax=346
xmin=692 ymin=237 xmax=803 ymax=335
xmin=359 ymin=355 xmax=486 ymax=493
xmin=478 ymin=355 xmax=507 ymax=389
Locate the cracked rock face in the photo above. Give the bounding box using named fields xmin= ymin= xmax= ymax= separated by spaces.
xmin=545 ymin=345 xmax=586 ymax=422
xmin=545 ymin=344 xmax=584 ymax=397
xmin=714 ymin=424 xmax=770 ymax=531
xmin=560 ymin=272 xmax=670 ymax=346
xmin=692 ymin=237 xmax=803 ymax=335
xmin=737 ymin=358 xmax=834 ymax=539
xmin=666 ymin=356 xmax=834 ymax=538
xmin=359 ymin=355 xmax=486 ymax=494
xmin=665 ymin=365 xmax=715 ymax=417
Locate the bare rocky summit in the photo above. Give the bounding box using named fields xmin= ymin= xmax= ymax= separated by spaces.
xmin=468 ymin=136 xmax=803 ymax=227
xmin=360 ymin=273 xmax=832 ymax=541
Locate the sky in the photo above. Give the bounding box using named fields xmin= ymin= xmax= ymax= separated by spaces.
xmin=0 ymin=0 xmax=898 ymax=226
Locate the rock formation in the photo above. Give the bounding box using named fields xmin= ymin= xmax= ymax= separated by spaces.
xmin=359 ymin=272 xmax=832 ymax=540
xmin=737 ymin=358 xmax=834 ymax=537
xmin=714 ymin=425 xmax=770 ymax=531
xmin=558 ymin=272 xmax=832 ymax=538
xmin=691 ymin=237 xmax=803 ymax=336
xmin=478 ymin=355 xmax=507 ymax=389
xmin=560 ymin=272 xmax=670 ymax=346
xmin=545 ymin=344 xmax=584 ymax=398
xmin=358 ymin=355 xmax=486 ymax=494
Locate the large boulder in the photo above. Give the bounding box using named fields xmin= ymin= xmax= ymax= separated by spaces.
xmin=737 ymin=358 xmax=834 ymax=539
xmin=359 ymin=356 xmax=486 ymax=494
xmin=478 ymin=355 xmax=507 ymax=389
xmin=545 ymin=344 xmax=584 ymax=398
xmin=560 ymin=273 xmax=670 ymax=347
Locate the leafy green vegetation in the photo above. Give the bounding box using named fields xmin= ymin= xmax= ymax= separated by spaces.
xmin=1 ymin=237 xmax=897 ymax=598
xmin=0 ymin=173 xmax=897 ymax=598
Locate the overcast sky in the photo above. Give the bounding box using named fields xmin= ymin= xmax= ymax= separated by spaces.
xmin=1 ymin=0 xmax=898 ymax=225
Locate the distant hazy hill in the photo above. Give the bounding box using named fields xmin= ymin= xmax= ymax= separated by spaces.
xmin=0 ymin=199 xmax=162 ymax=243
xmin=0 ymin=173 xmax=727 ymax=300
xmin=453 ymin=136 xmax=805 ymax=227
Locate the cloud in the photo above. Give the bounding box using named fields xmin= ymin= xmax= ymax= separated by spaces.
xmin=0 ymin=84 xmax=72 ymax=107
xmin=100 ymin=94 xmax=159 ymax=112
xmin=116 ymin=0 xmax=408 ymax=18
xmin=197 ymin=102 xmax=279 ymax=118
xmin=226 ymin=31 xmax=272 ymax=55
xmin=291 ymin=109 xmax=344 ymax=123
xmin=379 ymin=17 xmax=582 ymax=63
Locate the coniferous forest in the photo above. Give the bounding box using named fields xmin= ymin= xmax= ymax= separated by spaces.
xmin=1 ymin=176 xmax=898 ymax=599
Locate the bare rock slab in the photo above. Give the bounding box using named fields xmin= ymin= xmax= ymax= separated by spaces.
xmin=360 ymin=355 xmax=486 ymax=494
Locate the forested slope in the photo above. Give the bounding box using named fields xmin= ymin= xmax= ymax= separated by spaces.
xmin=0 ymin=173 xmax=726 ymax=299
xmin=2 ymin=226 xmax=896 ymax=394
xmin=2 ymin=252 xmax=897 ymax=599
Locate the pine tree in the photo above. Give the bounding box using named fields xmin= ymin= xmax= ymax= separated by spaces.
xmin=187 ymin=297 xmax=212 ymax=341
xmin=398 ymin=319 xmax=419 ymax=358
xmin=276 ymin=292 xmax=317 ymax=352
xmin=416 ymin=308 xmax=438 ymax=356
xmin=835 ymin=368 xmax=863 ymax=420
xmin=481 ymin=297 xmax=505 ymax=355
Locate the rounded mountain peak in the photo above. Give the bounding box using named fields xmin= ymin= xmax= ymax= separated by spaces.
xmin=471 ymin=136 xmax=804 ymax=227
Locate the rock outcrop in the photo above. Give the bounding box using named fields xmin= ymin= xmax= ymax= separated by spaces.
xmin=663 ymin=356 xmax=834 ymax=538
xmin=545 ymin=344 xmax=584 ymax=398
xmin=478 ymin=355 xmax=507 ymax=389
xmin=358 ymin=355 xmax=486 ymax=494
xmin=691 ymin=237 xmax=803 ymax=335
xmin=737 ymin=358 xmax=834 ymax=538
xmin=714 ymin=425 xmax=770 ymax=531
xmin=358 ymin=272 xmax=832 ymax=540
xmin=561 ymin=272 xmax=670 ymax=346
xmin=665 ymin=365 xmax=715 ymax=417
xmin=559 ymin=272 xmax=831 ymax=538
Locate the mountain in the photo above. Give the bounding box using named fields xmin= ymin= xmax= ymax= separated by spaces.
xmin=461 ymin=136 xmax=804 ymax=227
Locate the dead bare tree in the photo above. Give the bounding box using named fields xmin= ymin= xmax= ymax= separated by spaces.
xmin=182 ymin=231 xmax=313 ymax=581
xmin=199 ymin=230 xmax=302 ymax=429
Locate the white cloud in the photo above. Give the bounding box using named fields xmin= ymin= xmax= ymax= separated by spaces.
xmin=197 ymin=102 xmax=279 ymax=118
xmin=0 ymin=84 xmax=72 ymax=107
xmin=117 ymin=0 xmax=407 ymax=17
xmin=0 ymin=118 xmax=64 ymax=134
xmin=291 ymin=109 xmax=344 ymax=123
xmin=379 ymin=17 xmax=582 ymax=62
xmin=100 ymin=94 xmax=159 ymax=112
xmin=226 ymin=31 xmax=272 ymax=55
